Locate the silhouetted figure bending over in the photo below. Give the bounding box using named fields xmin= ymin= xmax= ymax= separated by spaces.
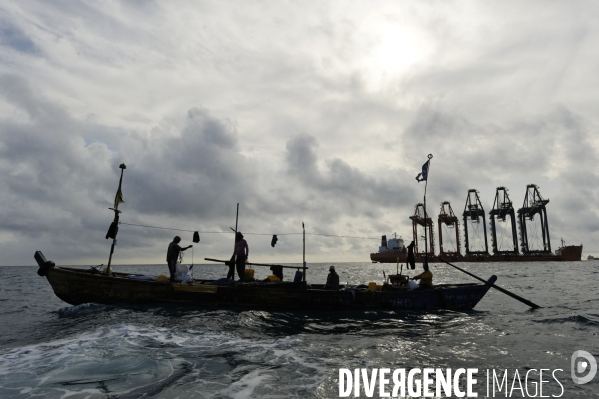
xmin=407 ymin=240 xmax=416 ymax=270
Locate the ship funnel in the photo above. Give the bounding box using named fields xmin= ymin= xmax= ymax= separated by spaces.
xmin=381 ymin=235 xmax=388 ymax=248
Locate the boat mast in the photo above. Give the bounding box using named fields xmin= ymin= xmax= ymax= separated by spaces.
xmin=234 ymin=202 xmax=239 ymax=243
xmin=423 ymin=154 xmax=432 ymax=265
xmin=106 ymin=163 xmax=126 ymax=275
xmin=302 ymin=222 xmax=306 ymax=282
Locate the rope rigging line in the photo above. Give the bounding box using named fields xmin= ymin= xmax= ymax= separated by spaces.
xmin=528 ymin=217 xmax=543 ymax=250
xmin=496 ymin=219 xmax=514 ymax=252
xmin=119 ymin=222 xmax=224 ymax=234
xmin=496 ymin=219 xmax=506 ymax=250
xmin=118 ymin=221 xmax=380 ymax=240
xmin=441 ymin=224 xmax=457 ymax=252
xmin=469 ymin=219 xmax=485 ymax=252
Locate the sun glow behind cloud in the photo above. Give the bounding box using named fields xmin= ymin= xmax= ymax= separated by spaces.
xmin=356 ymin=13 xmax=433 ymax=92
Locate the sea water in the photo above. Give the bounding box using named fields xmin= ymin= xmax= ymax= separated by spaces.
xmin=0 ymin=262 xmax=597 ymax=398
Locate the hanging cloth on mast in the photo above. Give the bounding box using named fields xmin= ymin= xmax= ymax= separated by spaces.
xmin=193 ymin=231 xmax=200 ymax=243
xmin=113 ymin=169 xmax=125 ymax=208
xmin=114 ymin=186 xmax=124 ymax=208
xmin=106 ymin=214 xmax=119 ymax=239
xmin=271 ymin=235 xmax=278 ymax=247
xmin=415 ymin=160 xmax=430 ymax=182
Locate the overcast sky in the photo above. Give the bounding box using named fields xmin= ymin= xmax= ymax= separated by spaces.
xmin=1 ymin=1 xmax=598 ymax=266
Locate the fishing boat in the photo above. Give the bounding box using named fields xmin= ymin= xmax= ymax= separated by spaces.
xmin=36 ymin=160 xmax=542 ymax=311
xmin=35 ymin=251 xmax=496 ymax=311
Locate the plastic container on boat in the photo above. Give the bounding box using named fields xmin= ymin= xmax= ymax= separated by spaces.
xmin=244 ymin=269 xmax=255 ymax=280
xmin=176 ymin=263 xmax=189 ymax=274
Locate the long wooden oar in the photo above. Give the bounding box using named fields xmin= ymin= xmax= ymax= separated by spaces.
xmin=438 ymin=258 xmax=541 ymax=309
xmin=204 ymin=258 xmax=308 ymax=270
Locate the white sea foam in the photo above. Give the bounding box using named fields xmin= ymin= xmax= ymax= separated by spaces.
xmin=0 ymin=322 xmax=331 ymax=398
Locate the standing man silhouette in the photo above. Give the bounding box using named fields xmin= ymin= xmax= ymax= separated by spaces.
xmin=232 ymin=232 xmax=249 ymax=280
xmin=166 ymin=236 xmax=192 ymax=282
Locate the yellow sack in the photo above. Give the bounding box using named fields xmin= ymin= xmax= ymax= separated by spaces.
xmin=244 ymin=269 xmax=255 ymax=280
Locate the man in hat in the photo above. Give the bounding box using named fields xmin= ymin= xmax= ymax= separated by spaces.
xmin=325 ymin=265 xmax=340 ymax=290
xmin=166 ymin=236 xmax=193 ymax=282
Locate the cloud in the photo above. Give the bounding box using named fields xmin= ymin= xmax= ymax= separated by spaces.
xmin=0 ymin=24 xmax=38 ymax=54
xmin=2 ymin=2 xmax=599 ymax=265
xmin=285 ymin=133 xmax=418 ymax=223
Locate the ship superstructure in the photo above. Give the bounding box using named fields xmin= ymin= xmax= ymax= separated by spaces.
xmin=378 ymin=234 xmax=405 ymax=254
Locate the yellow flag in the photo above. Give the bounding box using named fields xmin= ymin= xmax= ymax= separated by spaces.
xmin=114 ymin=187 xmax=124 ymax=208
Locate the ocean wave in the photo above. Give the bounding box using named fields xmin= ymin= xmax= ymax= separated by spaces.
xmin=0 ymin=323 xmax=329 ymax=398
xmin=54 ymin=302 xmax=113 ymax=317
xmin=532 ymin=314 xmax=599 ymax=326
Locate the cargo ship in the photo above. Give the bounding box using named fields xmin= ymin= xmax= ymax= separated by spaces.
xmin=371 ymin=185 xmax=583 ymax=263
xmin=370 ymin=241 xmax=583 ymax=263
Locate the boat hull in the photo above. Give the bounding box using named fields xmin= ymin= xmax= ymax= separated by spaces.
xmin=43 ymin=267 xmax=494 ymax=311
xmin=370 ymin=245 xmax=583 ymax=263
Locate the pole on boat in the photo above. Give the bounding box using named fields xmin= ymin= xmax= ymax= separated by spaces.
xmin=106 ymin=163 xmax=126 ymax=276
xmin=423 ymin=154 xmax=432 ymax=267
xmin=235 ymin=203 xmax=239 ymax=235
xmin=438 ymin=257 xmax=541 ymax=309
xmin=228 ymin=203 xmax=240 ymax=278
xmin=234 ymin=202 xmax=239 ymax=254
xmin=302 ymin=222 xmax=306 ymax=282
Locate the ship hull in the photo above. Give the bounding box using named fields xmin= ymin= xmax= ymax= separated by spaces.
xmin=371 ymin=245 xmax=583 ymax=263
xmin=40 ymin=266 xmax=494 ymax=312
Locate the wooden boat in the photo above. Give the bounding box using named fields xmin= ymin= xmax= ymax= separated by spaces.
xmin=35 ymin=251 xmax=496 ymax=311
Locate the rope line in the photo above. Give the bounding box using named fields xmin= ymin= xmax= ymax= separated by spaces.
xmin=120 ymin=222 xmax=226 ymax=233
xmin=119 ymin=222 xmax=380 ymax=240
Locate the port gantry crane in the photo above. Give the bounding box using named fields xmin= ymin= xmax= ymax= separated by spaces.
xmin=489 ymin=187 xmax=519 ymax=255
xmin=517 ymin=184 xmax=551 ymax=254
xmin=410 ymin=203 xmax=435 ymax=257
xmin=462 ymin=189 xmax=489 ymax=256
xmin=438 ymin=201 xmax=461 ymax=256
